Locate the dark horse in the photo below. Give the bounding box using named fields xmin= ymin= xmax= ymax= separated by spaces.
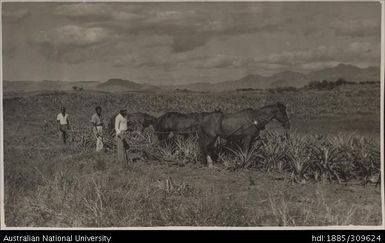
xmin=198 ymin=102 xmax=290 ymax=166
xmin=108 ymin=112 xmax=157 ymax=134
xmin=154 ymin=111 xmax=223 ymax=140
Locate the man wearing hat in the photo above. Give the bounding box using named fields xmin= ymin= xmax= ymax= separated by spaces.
xmin=91 ymin=106 xmax=104 ymax=152
xmin=114 ymin=108 xmax=128 ymax=162
xmin=57 ymin=106 xmax=70 ymax=144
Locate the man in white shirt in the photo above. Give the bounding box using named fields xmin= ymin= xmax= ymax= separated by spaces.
xmin=91 ymin=106 xmax=104 ymax=152
xmin=57 ymin=106 xmax=70 ymax=144
xmin=115 ymin=109 xmax=128 ymax=162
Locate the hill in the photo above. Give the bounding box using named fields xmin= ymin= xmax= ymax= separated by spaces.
xmin=96 ymin=78 xmax=159 ymax=92
xmin=3 ymin=80 xmax=99 ymax=92
xmin=173 ymin=74 xmax=268 ymax=92
xmin=3 ymin=63 xmax=380 ymax=93
xmin=268 ymin=71 xmax=309 ymax=88
xmin=172 ymin=64 xmax=380 ymax=92
xmin=3 ymin=78 xmax=161 ymax=93
xmin=308 ymin=64 xmax=380 ymax=82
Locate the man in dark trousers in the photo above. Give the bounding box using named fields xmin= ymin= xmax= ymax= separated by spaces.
xmin=114 ymin=108 xmax=128 ymax=162
xmin=56 ymin=106 xmax=70 ymax=144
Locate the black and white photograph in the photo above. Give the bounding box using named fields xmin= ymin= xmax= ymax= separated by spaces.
xmin=1 ymin=0 xmax=384 ymax=228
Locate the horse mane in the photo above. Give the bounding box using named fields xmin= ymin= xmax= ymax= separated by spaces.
xmin=239 ymin=108 xmax=254 ymax=112
xmin=260 ymin=102 xmax=286 ymax=111
xmin=247 ymin=102 xmax=287 ymax=120
xmin=250 ymin=102 xmax=286 ymax=112
xmin=276 ymin=102 xmax=287 ymax=113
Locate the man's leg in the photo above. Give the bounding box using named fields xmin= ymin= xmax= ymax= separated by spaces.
xmin=60 ymin=126 xmax=67 ymax=144
xmin=117 ymin=135 xmax=122 ymax=161
xmin=117 ymin=135 xmax=127 ymax=162
xmin=59 ymin=129 xmax=63 ymax=143
xmin=96 ymin=127 xmax=103 ymax=152
xmin=63 ymin=131 xmax=67 ymax=144
xmin=96 ymin=137 xmax=103 ymax=152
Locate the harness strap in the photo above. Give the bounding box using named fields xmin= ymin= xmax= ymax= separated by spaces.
xmin=224 ymin=116 xmax=270 ymax=137
xmin=226 ymin=121 xmax=256 ymax=137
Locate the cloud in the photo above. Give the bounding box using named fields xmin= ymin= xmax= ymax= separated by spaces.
xmin=23 ymin=3 xmax=382 ymax=69
xmin=298 ymin=61 xmax=341 ymax=71
xmin=197 ymin=55 xmax=240 ymax=69
xmin=3 ymin=8 xmax=30 ymax=23
xmin=254 ymin=43 xmax=379 ymax=67
xmin=332 ymin=18 xmax=380 ymax=37
xmin=55 ymin=4 xmax=207 ymax=52
xmin=35 ymin=25 xmax=112 ymax=47
xmin=255 ymin=46 xmax=338 ymax=65
xmin=32 ymin=25 xmax=114 ymax=63
xmin=31 ymin=23 xmax=175 ymax=64
xmin=56 ymin=3 xmax=111 ymax=19
xmin=346 ymin=42 xmax=378 ymax=55
xmin=112 ymin=52 xmax=165 ymax=68
xmin=144 ymin=10 xmax=197 ymax=24
xmin=56 ymin=3 xmax=143 ymax=21
xmin=172 ymin=34 xmax=210 ymax=52
xmin=53 ymin=3 xmax=290 ymax=52
xmin=112 ymin=41 xmax=380 ymax=71
xmin=112 ymin=47 xmax=206 ymax=69
xmin=138 ymin=35 xmax=173 ymax=48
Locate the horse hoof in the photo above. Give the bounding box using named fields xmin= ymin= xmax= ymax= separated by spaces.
xmin=207 ymin=155 xmax=213 ymax=167
xmin=208 ymin=165 xmax=220 ymax=171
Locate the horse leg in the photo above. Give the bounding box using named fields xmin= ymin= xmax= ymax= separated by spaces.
xmin=210 ymin=137 xmax=221 ymax=161
xmin=198 ymin=133 xmax=216 ymax=167
xmin=198 ymin=136 xmax=209 ymax=165
xmin=156 ymin=132 xmax=170 ymax=142
xmin=243 ymin=135 xmax=252 ymax=153
xmin=205 ymin=138 xmax=218 ymax=167
xmin=157 ymin=133 xmax=165 ymax=142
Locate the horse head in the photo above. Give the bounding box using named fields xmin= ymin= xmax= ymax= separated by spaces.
xmin=275 ymin=102 xmax=290 ymax=130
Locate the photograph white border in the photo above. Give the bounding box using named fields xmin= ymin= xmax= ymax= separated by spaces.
xmin=0 ymin=0 xmax=384 ymax=230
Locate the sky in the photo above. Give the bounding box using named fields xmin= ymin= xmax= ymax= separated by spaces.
xmin=2 ymin=1 xmax=381 ymax=85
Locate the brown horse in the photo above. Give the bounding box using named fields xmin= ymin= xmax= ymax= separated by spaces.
xmin=154 ymin=111 xmax=223 ymax=140
xmin=198 ymin=102 xmax=290 ymax=166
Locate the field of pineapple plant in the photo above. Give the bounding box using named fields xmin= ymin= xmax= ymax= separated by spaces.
xmin=3 ymin=83 xmax=382 ymax=227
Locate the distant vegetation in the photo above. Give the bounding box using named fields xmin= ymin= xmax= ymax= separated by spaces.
xmin=236 ymin=88 xmax=263 ymax=92
xmin=358 ymin=81 xmax=379 ymax=85
xmin=72 ymin=86 xmax=84 ymax=91
xmin=267 ymin=87 xmax=298 ymax=93
xmin=233 ymin=78 xmax=380 ymax=93
xmin=174 ymin=88 xmax=192 ymax=92
xmin=304 ymin=78 xmax=354 ymax=90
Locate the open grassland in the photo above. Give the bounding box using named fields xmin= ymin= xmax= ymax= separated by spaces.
xmin=3 ymin=84 xmax=382 ymax=227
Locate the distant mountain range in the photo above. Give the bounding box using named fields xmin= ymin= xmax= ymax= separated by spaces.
xmin=174 ymin=71 xmax=309 ymax=92
xmin=174 ymin=64 xmax=380 ymax=91
xmin=97 ymin=78 xmax=159 ymax=92
xmin=3 ymin=63 xmax=380 ymax=93
xmin=308 ymin=64 xmax=380 ymax=82
xmin=3 ymin=80 xmax=99 ymax=92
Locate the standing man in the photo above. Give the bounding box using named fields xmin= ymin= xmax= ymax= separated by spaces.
xmin=57 ymin=106 xmax=70 ymax=144
xmin=115 ymin=108 xmax=128 ymax=162
xmin=91 ymin=106 xmax=104 ymax=152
